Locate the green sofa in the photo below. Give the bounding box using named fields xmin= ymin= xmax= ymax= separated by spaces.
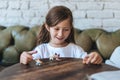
xmin=0 ymin=25 xmax=120 ymax=67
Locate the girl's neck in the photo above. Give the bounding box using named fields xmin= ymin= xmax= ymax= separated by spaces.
xmin=49 ymin=42 xmax=69 ymax=48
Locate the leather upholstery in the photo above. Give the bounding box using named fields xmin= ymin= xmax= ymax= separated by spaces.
xmin=75 ymin=29 xmax=120 ymax=60
xmin=0 ymin=25 xmax=40 ymax=66
xmin=0 ymin=25 xmax=120 ymax=66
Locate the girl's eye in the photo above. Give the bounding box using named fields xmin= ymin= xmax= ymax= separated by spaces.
xmin=55 ymin=28 xmax=59 ymax=30
xmin=64 ymin=29 xmax=70 ymax=31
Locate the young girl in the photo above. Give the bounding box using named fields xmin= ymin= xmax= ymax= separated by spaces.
xmin=20 ymin=6 xmax=102 ymax=65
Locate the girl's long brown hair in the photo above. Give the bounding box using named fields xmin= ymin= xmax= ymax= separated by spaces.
xmin=37 ymin=6 xmax=75 ymax=45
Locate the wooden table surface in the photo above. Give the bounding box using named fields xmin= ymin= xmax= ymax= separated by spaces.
xmin=0 ymin=58 xmax=119 ymax=80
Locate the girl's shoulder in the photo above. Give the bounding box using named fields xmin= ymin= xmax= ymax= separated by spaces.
xmin=35 ymin=43 xmax=49 ymax=49
xmin=115 ymin=46 xmax=120 ymax=50
xmin=69 ymin=43 xmax=80 ymax=47
xmin=68 ymin=43 xmax=82 ymax=49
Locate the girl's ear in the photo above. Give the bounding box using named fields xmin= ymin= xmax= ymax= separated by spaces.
xmin=45 ymin=23 xmax=50 ymax=31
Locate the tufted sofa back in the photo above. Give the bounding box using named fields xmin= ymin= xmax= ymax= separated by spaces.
xmin=75 ymin=28 xmax=120 ymax=61
xmin=0 ymin=25 xmax=40 ymax=66
xmin=0 ymin=25 xmax=120 ymax=66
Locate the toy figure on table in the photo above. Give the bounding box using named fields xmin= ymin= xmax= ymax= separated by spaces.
xmin=35 ymin=59 xmax=43 ymax=66
xmin=35 ymin=53 xmax=61 ymax=66
xmin=49 ymin=53 xmax=61 ymax=61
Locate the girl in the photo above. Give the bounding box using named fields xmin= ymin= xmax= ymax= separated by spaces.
xmin=20 ymin=6 xmax=102 ymax=65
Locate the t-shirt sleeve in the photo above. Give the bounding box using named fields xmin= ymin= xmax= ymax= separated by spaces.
xmin=74 ymin=45 xmax=87 ymax=59
xmin=32 ymin=46 xmax=43 ymax=60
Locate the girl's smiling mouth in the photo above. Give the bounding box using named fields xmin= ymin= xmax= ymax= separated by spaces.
xmin=56 ymin=37 xmax=64 ymax=40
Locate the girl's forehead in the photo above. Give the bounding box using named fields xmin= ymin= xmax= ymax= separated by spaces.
xmin=55 ymin=19 xmax=71 ymax=28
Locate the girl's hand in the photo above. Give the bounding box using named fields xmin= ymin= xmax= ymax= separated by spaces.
xmin=83 ymin=51 xmax=103 ymax=64
xmin=20 ymin=51 xmax=37 ymax=64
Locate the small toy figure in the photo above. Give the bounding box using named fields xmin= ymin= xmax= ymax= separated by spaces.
xmin=54 ymin=53 xmax=61 ymax=61
xmin=49 ymin=53 xmax=61 ymax=61
xmin=49 ymin=54 xmax=54 ymax=61
xmin=35 ymin=59 xmax=43 ymax=66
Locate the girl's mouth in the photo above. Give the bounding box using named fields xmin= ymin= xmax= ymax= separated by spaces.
xmin=56 ymin=37 xmax=64 ymax=40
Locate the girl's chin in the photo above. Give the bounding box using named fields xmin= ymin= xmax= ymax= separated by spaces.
xmin=50 ymin=41 xmax=61 ymax=44
xmin=54 ymin=42 xmax=64 ymax=45
xmin=54 ymin=40 xmax=64 ymax=43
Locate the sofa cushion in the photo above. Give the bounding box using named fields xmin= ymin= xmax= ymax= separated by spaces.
xmin=0 ymin=25 xmax=120 ymax=66
xmin=96 ymin=31 xmax=120 ymax=59
xmin=75 ymin=29 xmax=120 ymax=60
xmin=0 ymin=25 xmax=40 ymax=66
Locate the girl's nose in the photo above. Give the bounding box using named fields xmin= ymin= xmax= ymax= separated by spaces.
xmin=58 ymin=30 xmax=63 ymax=37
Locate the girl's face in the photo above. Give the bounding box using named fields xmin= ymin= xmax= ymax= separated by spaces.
xmin=46 ymin=18 xmax=71 ymax=47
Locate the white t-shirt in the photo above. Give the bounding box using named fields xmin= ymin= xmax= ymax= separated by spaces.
xmin=32 ymin=43 xmax=87 ymax=60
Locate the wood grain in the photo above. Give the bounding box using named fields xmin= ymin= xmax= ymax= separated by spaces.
xmin=0 ymin=58 xmax=119 ymax=80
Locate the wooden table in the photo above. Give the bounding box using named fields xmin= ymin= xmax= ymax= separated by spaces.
xmin=0 ymin=58 xmax=119 ymax=80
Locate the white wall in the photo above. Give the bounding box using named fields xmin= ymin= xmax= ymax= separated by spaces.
xmin=0 ymin=0 xmax=120 ymax=31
